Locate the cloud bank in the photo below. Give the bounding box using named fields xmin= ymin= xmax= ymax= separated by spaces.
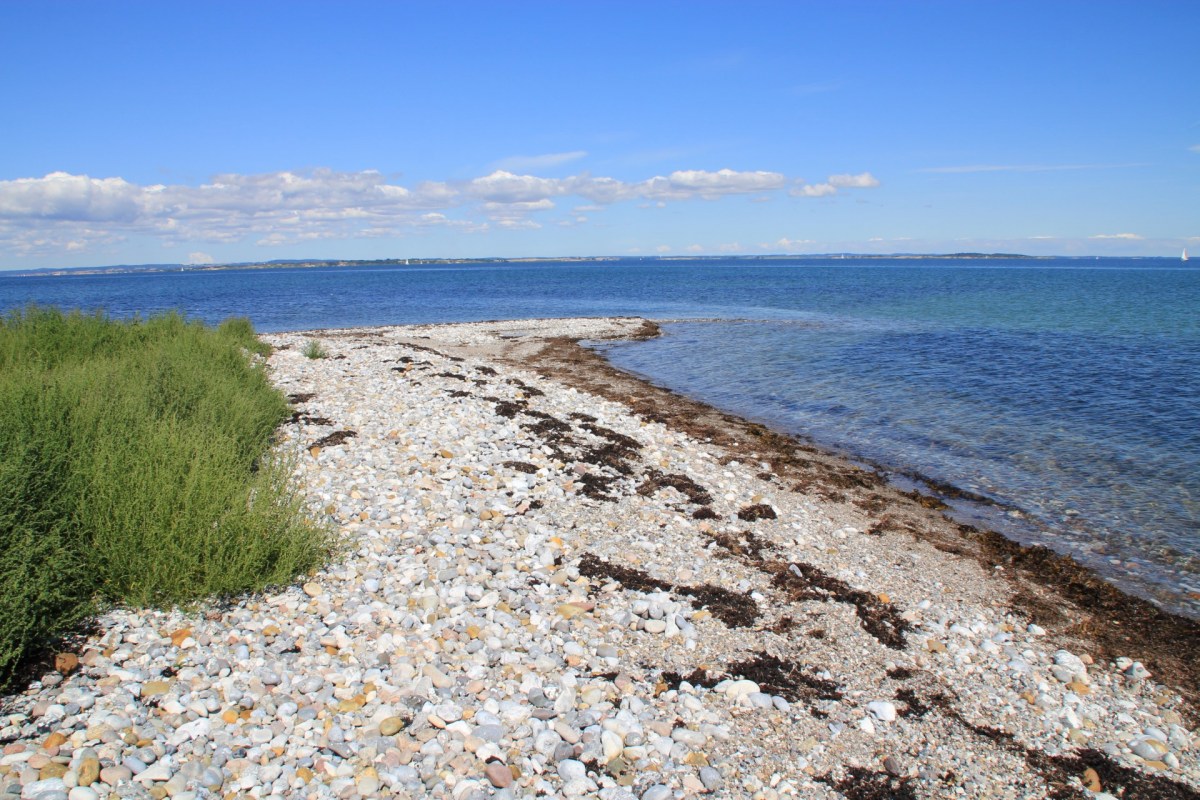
xmin=0 ymin=165 xmax=877 ymax=257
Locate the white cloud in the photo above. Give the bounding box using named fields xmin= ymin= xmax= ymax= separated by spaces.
xmin=493 ymin=151 xmax=588 ymax=172
xmin=0 ymin=163 xmax=874 ymax=257
xmin=495 ymin=219 xmax=542 ymax=230
xmin=186 ymin=251 xmax=214 ymax=264
xmin=645 ymin=168 xmax=786 ymax=199
xmin=793 ymin=183 xmax=837 ymax=197
xmin=685 ymin=244 xmax=704 ymax=253
xmin=466 ymin=171 xmax=567 ymax=204
xmin=0 ymin=172 xmax=142 ymax=221
xmin=775 ymin=237 xmax=815 ymax=250
xmin=1090 ymin=233 xmax=1143 ymax=240
xmin=655 ymin=244 xmax=671 ymax=253
xmin=828 ymin=172 xmax=880 ymax=188
xmin=1190 ymin=145 xmax=1200 ymax=153
xmin=566 ymin=169 xmax=786 ymax=204
xmin=791 ymin=172 xmax=880 ymax=198
xmin=482 ymin=199 xmax=555 ymax=213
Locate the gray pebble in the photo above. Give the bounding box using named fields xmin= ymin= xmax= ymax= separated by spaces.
xmin=642 ymin=785 xmax=672 ymax=800
xmin=557 ymin=759 xmax=587 ymax=782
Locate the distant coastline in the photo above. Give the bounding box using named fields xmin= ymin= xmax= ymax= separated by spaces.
xmin=0 ymin=252 xmax=1064 ymax=278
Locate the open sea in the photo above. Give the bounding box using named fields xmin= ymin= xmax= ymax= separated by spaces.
xmin=3 ymin=257 xmax=1198 ymax=618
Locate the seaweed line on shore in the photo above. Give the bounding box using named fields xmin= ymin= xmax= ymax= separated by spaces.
xmin=493 ymin=320 xmax=1200 ymax=717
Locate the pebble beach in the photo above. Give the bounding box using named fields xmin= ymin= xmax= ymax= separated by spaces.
xmin=1 ymin=317 xmax=1196 ymax=800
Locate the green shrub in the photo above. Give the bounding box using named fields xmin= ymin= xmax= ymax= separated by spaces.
xmin=302 ymin=339 xmax=329 ymax=359
xmin=218 ymin=316 xmax=273 ymax=357
xmin=0 ymin=307 xmax=330 ymax=689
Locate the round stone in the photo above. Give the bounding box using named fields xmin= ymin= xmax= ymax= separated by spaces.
xmin=557 ymin=759 xmax=587 ymax=782
xmin=379 ymin=716 xmax=407 ymax=736
xmin=642 ymin=785 xmax=672 ymax=800
xmin=484 ymin=762 xmax=513 ymax=788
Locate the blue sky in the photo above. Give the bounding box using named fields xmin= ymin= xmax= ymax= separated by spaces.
xmin=1 ymin=1 xmax=1196 ymax=268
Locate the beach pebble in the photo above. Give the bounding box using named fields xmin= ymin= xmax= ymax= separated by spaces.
xmin=867 ymin=701 xmax=897 ymax=722
xmin=0 ymin=319 xmax=1194 ymax=800
xmin=484 ymin=762 xmax=513 ymax=788
xmin=558 ymin=760 xmax=587 ymax=782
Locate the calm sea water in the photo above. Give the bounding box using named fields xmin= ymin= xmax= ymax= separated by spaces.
xmin=3 ymin=258 xmax=1198 ymax=616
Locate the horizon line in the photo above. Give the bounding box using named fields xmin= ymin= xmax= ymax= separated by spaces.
xmin=4 ymin=251 xmax=1194 ymax=275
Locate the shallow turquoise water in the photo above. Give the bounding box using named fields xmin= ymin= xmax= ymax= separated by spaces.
xmin=3 ymin=258 xmax=1197 ymax=615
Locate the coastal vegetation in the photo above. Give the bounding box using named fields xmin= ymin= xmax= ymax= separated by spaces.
xmin=0 ymin=307 xmax=330 ymax=690
xmin=302 ymin=338 xmax=329 ymax=359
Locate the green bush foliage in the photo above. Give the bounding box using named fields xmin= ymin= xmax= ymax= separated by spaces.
xmin=0 ymin=307 xmax=329 ymax=690
xmin=301 ymin=339 xmax=329 ymax=359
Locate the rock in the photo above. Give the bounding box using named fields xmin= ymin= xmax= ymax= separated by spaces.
xmin=302 ymin=582 xmax=323 ymax=597
xmin=671 ymin=728 xmax=706 ymax=748
xmin=558 ymin=760 xmax=587 ymax=782
xmin=68 ymin=789 xmax=99 ymax=800
xmin=1082 ymin=767 xmax=1102 ymax=792
xmin=132 ymin=762 xmax=171 ymax=783
xmin=1053 ymin=650 xmax=1087 ymax=673
xmin=1123 ymin=662 xmax=1151 ymax=682
xmin=99 ymin=766 xmax=132 ymax=784
xmin=722 ymin=680 xmax=760 ymax=701
xmin=379 ymin=716 xmax=407 ymax=736
xmin=883 ymin=756 xmax=902 ymax=776
xmin=37 ymin=764 xmax=67 ymax=780
xmin=162 ymin=773 xmax=188 ymax=796
xmin=140 ymin=681 xmax=170 ymax=698
xmin=484 ymin=762 xmax=513 ymax=788
xmin=643 ymin=619 xmax=667 ymax=634
xmin=40 ymin=733 xmax=66 ymax=751
xmin=355 ymin=767 xmax=380 ymax=796
xmin=556 ymin=603 xmax=589 ymax=620
xmin=53 ymin=654 xmax=79 ymax=676
xmin=867 ymin=701 xmax=897 ymax=722
xmin=642 ymin=785 xmax=672 ymax=800
xmin=37 ymin=762 xmax=68 ymax=782
xmin=699 ymin=766 xmax=723 ymax=791
xmin=75 ymin=758 xmax=99 ymax=788
xmin=600 ymin=730 xmax=623 ymax=764
xmin=20 ymin=778 xmax=66 ymax=798
xmin=1130 ymin=738 xmax=1168 ymax=760
xmin=424 ymin=665 xmax=453 ymax=688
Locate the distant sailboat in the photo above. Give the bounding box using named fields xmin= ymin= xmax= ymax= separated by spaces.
xmin=1184 ymin=248 xmax=1190 ymax=262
